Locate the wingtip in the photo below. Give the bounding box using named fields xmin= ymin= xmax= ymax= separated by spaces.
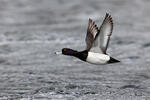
xmin=105 ymin=13 xmax=112 ymax=19
xmin=105 ymin=12 xmax=109 ymax=17
xmin=104 ymin=12 xmax=113 ymax=29
xmin=88 ymin=18 xmax=98 ymax=29
xmin=105 ymin=12 xmax=111 ymax=16
xmin=89 ymin=18 xmax=92 ymax=22
xmin=109 ymin=15 xmax=113 ymax=25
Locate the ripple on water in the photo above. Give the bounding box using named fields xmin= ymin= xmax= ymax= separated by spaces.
xmin=128 ymin=56 xmax=140 ymax=60
xmin=120 ymin=85 xmax=141 ymax=89
xmin=142 ymin=43 xmax=150 ymax=48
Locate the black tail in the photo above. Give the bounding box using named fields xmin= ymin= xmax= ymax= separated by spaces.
xmin=108 ymin=57 xmax=120 ymax=64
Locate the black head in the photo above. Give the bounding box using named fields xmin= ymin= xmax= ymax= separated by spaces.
xmin=62 ymin=48 xmax=78 ymax=55
xmin=62 ymin=48 xmax=88 ymax=61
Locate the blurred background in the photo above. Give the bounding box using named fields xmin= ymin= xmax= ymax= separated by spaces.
xmin=0 ymin=0 xmax=150 ymax=99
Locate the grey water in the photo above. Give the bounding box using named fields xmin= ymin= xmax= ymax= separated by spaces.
xmin=0 ymin=0 xmax=150 ymax=99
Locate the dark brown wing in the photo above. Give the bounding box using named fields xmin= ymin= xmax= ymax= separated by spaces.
xmin=85 ymin=19 xmax=99 ymax=51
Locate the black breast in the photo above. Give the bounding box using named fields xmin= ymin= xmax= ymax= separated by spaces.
xmin=75 ymin=50 xmax=88 ymax=61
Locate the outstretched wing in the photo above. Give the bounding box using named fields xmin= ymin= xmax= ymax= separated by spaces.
xmin=91 ymin=13 xmax=113 ymax=54
xmin=85 ymin=19 xmax=99 ymax=51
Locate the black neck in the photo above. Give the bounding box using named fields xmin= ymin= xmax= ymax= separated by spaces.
xmin=74 ymin=50 xmax=88 ymax=61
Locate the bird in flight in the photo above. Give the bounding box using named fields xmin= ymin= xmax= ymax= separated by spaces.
xmin=56 ymin=13 xmax=120 ymax=64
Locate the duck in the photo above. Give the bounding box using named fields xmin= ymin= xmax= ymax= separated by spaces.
xmin=55 ymin=13 xmax=120 ymax=64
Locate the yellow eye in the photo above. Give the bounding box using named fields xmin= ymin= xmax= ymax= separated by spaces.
xmin=64 ymin=49 xmax=67 ymax=52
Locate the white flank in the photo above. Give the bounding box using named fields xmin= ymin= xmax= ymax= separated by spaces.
xmin=86 ymin=52 xmax=110 ymax=64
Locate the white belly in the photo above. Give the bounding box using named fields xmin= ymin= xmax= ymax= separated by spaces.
xmin=86 ymin=52 xmax=110 ymax=64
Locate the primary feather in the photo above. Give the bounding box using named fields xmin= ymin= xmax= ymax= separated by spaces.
xmin=86 ymin=19 xmax=99 ymax=51
xmin=89 ymin=13 xmax=113 ymax=54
